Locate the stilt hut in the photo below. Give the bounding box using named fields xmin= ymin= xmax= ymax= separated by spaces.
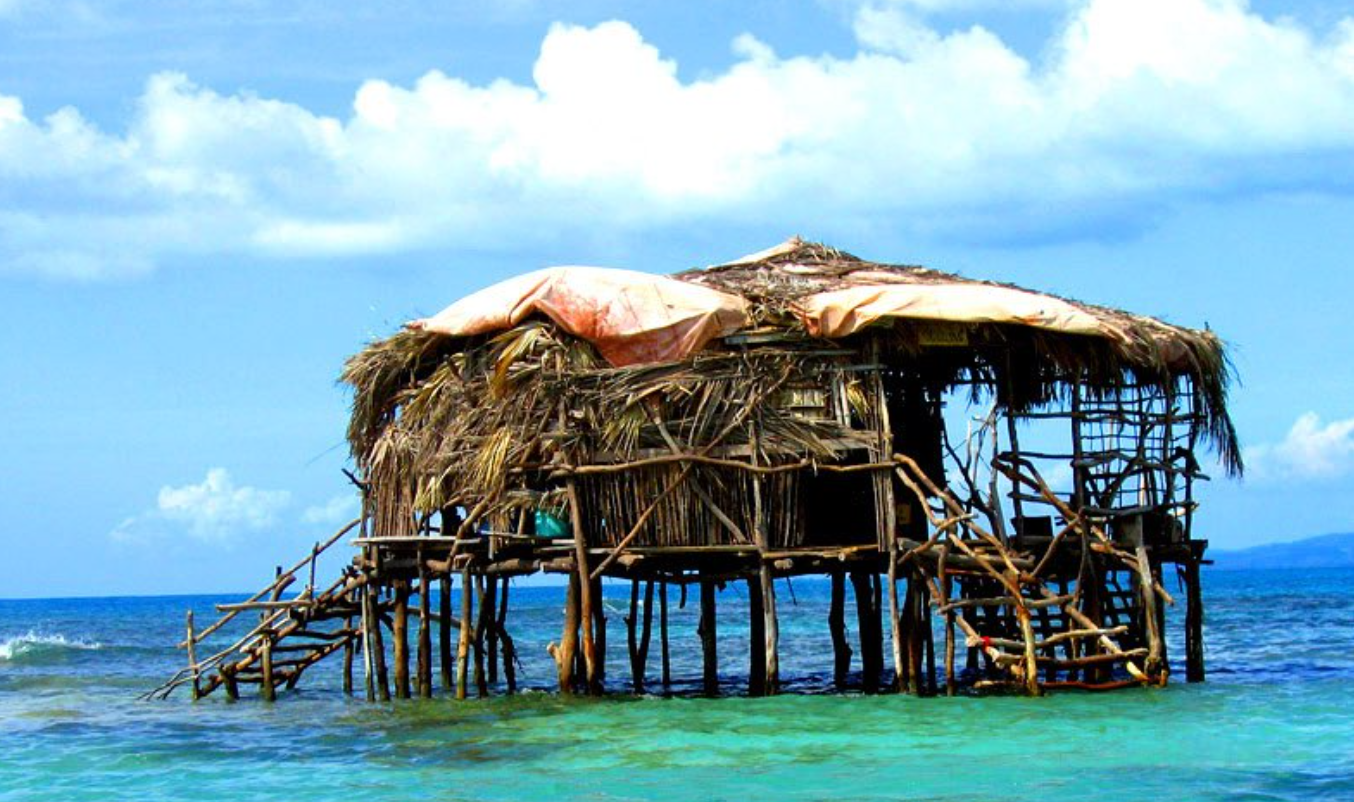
xmin=154 ymin=238 xmax=1238 ymax=701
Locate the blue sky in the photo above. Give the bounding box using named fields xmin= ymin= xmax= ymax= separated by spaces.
xmin=4 ymin=0 xmax=1354 ymax=597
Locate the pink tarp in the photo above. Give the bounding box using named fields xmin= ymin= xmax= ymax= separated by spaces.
xmin=408 ymin=267 xmax=750 ymax=367
xmin=795 ymin=283 xmax=1111 ymax=340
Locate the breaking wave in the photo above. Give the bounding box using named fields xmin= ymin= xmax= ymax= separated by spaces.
xmin=0 ymin=632 xmax=103 ymax=662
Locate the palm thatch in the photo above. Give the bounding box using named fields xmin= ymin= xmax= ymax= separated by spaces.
xmin=341 ymin=238 xmax=1240 ymax=541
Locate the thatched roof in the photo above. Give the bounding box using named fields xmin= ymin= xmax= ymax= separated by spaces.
xmin=342 ymin=239 xmax=1239 ymax=529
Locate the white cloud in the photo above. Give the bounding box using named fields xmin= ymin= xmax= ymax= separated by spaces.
xmin=301 ymin=494 xmax=360 ymax=526
xmin=4 ymin=0 xmax=1354 ymax=277
xmin=1244 ymin=412 xmax=1354 ymax=481
xmin=111 ymin=468 xmax=291 ymax=543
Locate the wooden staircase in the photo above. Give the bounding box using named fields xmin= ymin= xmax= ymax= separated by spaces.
xmin=143 ymin=519 xmax=366 ymax=701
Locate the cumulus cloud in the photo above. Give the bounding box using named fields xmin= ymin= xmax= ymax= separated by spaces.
xmin=301 ymin=494 xmax=360 ymax=526
xmin=111 ymin=468 xmax=291 ymax=543
xmin=4 ymin=0 xmax=1354 ymax=277
xmin=1244 ymin=412 xmax=1354 ymax=481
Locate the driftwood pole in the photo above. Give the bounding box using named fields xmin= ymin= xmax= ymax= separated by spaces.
xmin=260 ymin=633 xmax=276 ymax=702
xmin=456 ymin=565 xmax=472 ymax=700
xmin=565 ymin=480 xmax=600 ymax=694
xmin=342 ymin=614 xmax=355 ymax=695
xmin=591 ymin=575 xmax=607 ymax=692
xmin=829 ymin=570 xmax=852 ymax=690
xmin=940 ymin=547 xmax=956 ymax=696
xmin=699 ymin=576 xmax=718 ymax=696
xmin=392 ymin=581 xmax=411 ymax=700
xmin=498 ymin=581 xmax=517 ymax=694
xmin=185 ymin=611 xmax=200 ymax=701
xmin=659 ymin=580 xmax=671 ymax=690
xmin=1185 ymin=557 xmax=1205 ymax=682
xmin=748 ymin=576 xmax=767 ymax=696
xmin=851 ymin=570 xmax=882 ymax=693
xmin=555 ymin=572 xmax=580 ymax=693
xmin=474 ymin=575 xmax=494 ymax=697
xmin=439 ymin=575 xmax=453 ymax=692
xmin=371 ymin=586 xmax=391 ymax=701
xmin=417 ymin=559 xmax=432 ymax=699
xmin=487 ymin=576 xmax=501 ymax=686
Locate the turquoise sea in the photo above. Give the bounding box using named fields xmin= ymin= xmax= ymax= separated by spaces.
xmin=2 ymin=569 xmax=1352 ymax=801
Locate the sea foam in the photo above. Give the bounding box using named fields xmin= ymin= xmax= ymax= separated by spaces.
xmin=0 ymin=631 xmax=102 ymax=662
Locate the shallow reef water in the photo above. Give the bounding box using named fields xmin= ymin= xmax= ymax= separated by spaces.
xmin=1 ymin=569 xmax=1351 ymax=801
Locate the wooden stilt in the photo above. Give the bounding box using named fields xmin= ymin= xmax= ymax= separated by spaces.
xmin=852 ymin=570 xmax=881 ymax=693
xmin=565 ymin=480 xmax=600 ymax=695
xmin=439 ymin=575 xmax=453 ymax=692
xmin=555 ymin=571 xmax=580 ymax=693
xmin=761 ymin=566 xmax=779 ymax=694
xmin=1135 ymin=544 xmax=1165 ymax=684
xmin=627 ymin=580 xmax=644 ymax=693
xmin=473 ymin=574 xmax=491 ymax=697
xmin=1185 ymin=557 xmax=1205 ymax=683
xmin=260 ymin=633 xmax=276 ymax=702
xmin=638 ymin=579 xmax=654 ymax=692
xmin=498 ymin=580 xmax=517 ymax=694
xmin=940 ymin=548 xmax=956 ymax=696
xmin=591 ymin=575 xmax=607 ymax=692
xmin=417 ymin=567 xmax=432 ymax=699
xmin=699 ymin=576 xmax=718 ymax=696
xmin=748 ymin=576 xmax=766 ymax=696
xmin=222 ymin=665 xmax=239 ymax=701
xmin=456 ymin=565 xmax=472 ymax=700
xmin=186 ymin=610 xmax=200 ymax=701
xmin=370 ymin=586 xmax=390 ymax=702
xmin=392 ymin=581 xmax=410 ymax=700
xmin=900 ymin=573 xmax=917 ymax=694
xmin=921 ymin=583 xmax=936 ymax=696
xmin=487 ymin=576 xmax=500 ymax=687
xmin=829 ymin=570 xmax=852 ymax=690
xmin=887 ymin=555 xmax=904 ymax=693
xmin=659 ymin=580 xmax=671 ymax=690
xmin=342 ymin=614 xmax=355 ymax=695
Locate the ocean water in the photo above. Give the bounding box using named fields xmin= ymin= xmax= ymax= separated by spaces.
xmin=1 ymin=569 xmax=1352 ymax=801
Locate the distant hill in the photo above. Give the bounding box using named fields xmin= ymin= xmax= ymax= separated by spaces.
xmin=1209 ymin=532 xmax=1354 ymax=570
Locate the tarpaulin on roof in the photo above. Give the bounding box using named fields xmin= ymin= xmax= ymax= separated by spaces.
xmin=796 ymin=283 xmax=1110 ymax=339
xmin=408 ymin=266 xmax=750 ymax=367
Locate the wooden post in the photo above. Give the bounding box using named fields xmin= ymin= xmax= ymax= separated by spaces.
xmin=851 ymin=570 xmax=881 ymax=693
xmin=496 ymin=580 xmax=516 ymax=693
xmin=439 ymin=575 xmax=453 ymax=692
xmin=829 ymin=570 xmax=852 ymax=690
xmin=474 ymin=575 xmax=494 ymax=697
xmin=392 ymin=581 xmax=410 ymax=700
xmin=361 ymin=580 xmax=375 ymax=701
xmin=760 ymin=566 xmax=780 ymax=694
xmin=921 ymin=581 xmax=937 ymax=696
xmin=342 ymin=614 xmax=355 ymax=695
xmin=699 ymin=576 xmax=718 ymax=696
xmin=1185 ymin=557 xmax=1205 ymax=682
xmin=638 ymin=579 xmax=654 ymax=691
xmin=659 ymin=580 xmax=671 ymax=690
xmin=748 ymin=576 xmax=766 ymax=696
xmin=627 ymin=579 xmax=644 ymax=693
xmin=487 ymin=576 xmax=501 ymax=687
xmin=371 ymin=587 xmax=391 ymax=702
xmin=940 ymin=548 xmax=956 ymax=696
xmin=260 ymin=633 xmax=276 ymax=702
xmin=565 ymin=480 xmax=600 ymax=694
xmin=222 ymin=665 xmax=239 ymax=701
xmin=590 ymin=574 xmax=607 ymax=693
xmin=556 ymin=571 xmax=580 ymax=693
xmin=1135 ymin=544 xmax=1165 ymax=684
xmin=456 ymin=565 xmax=473 ymax=700
xmin=899 ymin=573 xmax=917 ymax=694
xmin=417 ymin=561 xmax=432 ymax=699
xmin=185 ymin=610 xmax=200 ymax=701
